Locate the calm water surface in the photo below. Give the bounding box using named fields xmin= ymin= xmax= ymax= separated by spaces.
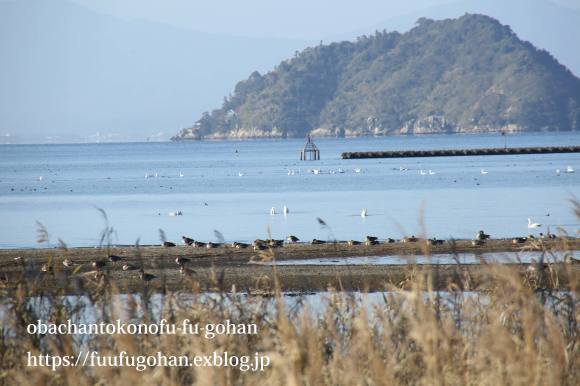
xmin=0 ymin=133 xmax=579 ymax=248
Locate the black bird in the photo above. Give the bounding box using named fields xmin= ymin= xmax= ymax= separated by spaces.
xmin=233 ymin=242 xmax=250 ymax=249
xmin=122 ymin=263 xmax=138 ymax=271
xmin=365 ymin=239 xmax=379 ymax=246
xmin=471 ymin=239 xmax=485 ymax=246
xmin=108 ymin=254 xmax=123 ymax=263
xmin=268 ymin=239 xmax=284 ymax=248
xmin=386 ymin=238 xmax=396 ymax=243
xmin=206 ymin=242 xmax=221 ymax=249
xmin=139 ymin=269 xmax=156 ymax=282
xmin=163 ymin=241 xmax=176 ymax=248
xmin=182 ymin=236 xmax=194 ymax=246
xmin=365 ymin=236 xmax=378 ymax=242
xmin=192 ymin=241 xmax=207 ymax=248
xmin=311 ymin=239 xmax=326 ymax=245
xmin=253 ymin=239 xmax=267 ymax=247
xmin=512 ymin=237 xmax=527 ymax=244
xmin=476 ymin=230 xmax=491 ymax=241
xmin=175 ymin=257 xmax=190 ymax=266
xmin=287 ymin=235 xmax=299 ymax=243
xmin=253 ymin=244 xmax=268 ymax=251
xmin=92 ymin=260 xmax=106 ymax=270
xmin=402 ymin=236 xmax=418 ymax=243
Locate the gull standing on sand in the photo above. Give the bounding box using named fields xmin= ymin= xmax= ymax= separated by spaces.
xmin=528 ymin=218 xmax=541 ymax=228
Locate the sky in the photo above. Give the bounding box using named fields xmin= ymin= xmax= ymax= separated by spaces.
xmin=1 ymin=0 xmax=579 ymax=143
xmin=68 ymin=0 xmax=580 ymax=39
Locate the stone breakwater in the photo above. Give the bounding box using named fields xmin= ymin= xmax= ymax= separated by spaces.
xmin=341 ymin=146 xmax=580 ymax=159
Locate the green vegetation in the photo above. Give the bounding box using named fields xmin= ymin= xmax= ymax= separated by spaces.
xmin=173 ymin=14 xmax=580 ymax=140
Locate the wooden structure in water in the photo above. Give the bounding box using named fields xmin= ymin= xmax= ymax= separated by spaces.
xmin=300 ymin=135 xmax=320 ymax=160
xmin=341 ymin=146 xmax=580 ymax=159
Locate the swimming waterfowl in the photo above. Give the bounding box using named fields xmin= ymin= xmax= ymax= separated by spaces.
xmin=163 ymin=241 xmax=176 ymax=247
xmin=175 ymin=257 xmax=190 ymax=266
xmin=287 ymin=235 xmax=299 ymax=243
xmin=182 ymin=236 xmax=194 ymax=246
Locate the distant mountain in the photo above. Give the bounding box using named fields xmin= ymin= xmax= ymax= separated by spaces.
xmin=173 ymin=14 xmax=580 ymax=140
xmin=357 ymin=0 xmax=580 ymax=77
xmin=0 ymin=0 xmax=309 ymax=142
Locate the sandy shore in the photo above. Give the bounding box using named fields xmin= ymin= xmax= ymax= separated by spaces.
xmin=0 ymin=238 xmax=578 ymax=293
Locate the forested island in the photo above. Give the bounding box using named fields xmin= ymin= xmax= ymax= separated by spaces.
xmin=172 ymin=14 xmax=580 ymax=140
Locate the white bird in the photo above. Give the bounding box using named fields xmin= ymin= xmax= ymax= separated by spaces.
xmin=38 ymin=176 xmax=43 ymax=181
xmin=313 ymin=169 xmax=321 ymax=175
xmin=283 ymin=205 xmax=289 ymax=215
xmin=566 ymin=166 xmax=575 ymax=173
xmin=428 ymin=170 xmax=436 ymax=175
xmin=145 ymin=173 xmax=149 ymax=179
xmin=179 ymin=171 xmax=184 ymax=177
xmin=419 ymin=170 xmax=427 ymax=176
xmin=556 ymin=169 xmax=561 ymax=176
xmin=270 ymin=207 xmax=276 ymax=215
xmin=354 ymin=168 xmax=361 ymax=173
xmin=527 ymin=218 xmax=541 ymax=228
xmin=337 ymin=168 xmax=345 ymax=173
xmin=154 ymin=173 xmax=159 ymax=178
xmin=481 ymin=169 xmax=489 ymax=175
xmin=238 ymin=172 xmax=245 ymax=177
xmin=361 ymin=208 xmax=368 ymax=217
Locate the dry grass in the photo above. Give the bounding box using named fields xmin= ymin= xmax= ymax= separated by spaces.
xmin=0 ymin=253 xmax=577 ymax=385
xmin=0 ymin=207 xmax=578 ymax=386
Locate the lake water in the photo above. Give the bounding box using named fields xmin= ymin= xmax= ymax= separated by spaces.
xmin=0 ymin=133 xmax=579 ymax=248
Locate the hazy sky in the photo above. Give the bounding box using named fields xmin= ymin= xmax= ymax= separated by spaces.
xmin=68 ymin=0 xmax=580 ymax=39
xmin=1 ymin=0 xmax=579 ymax=143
